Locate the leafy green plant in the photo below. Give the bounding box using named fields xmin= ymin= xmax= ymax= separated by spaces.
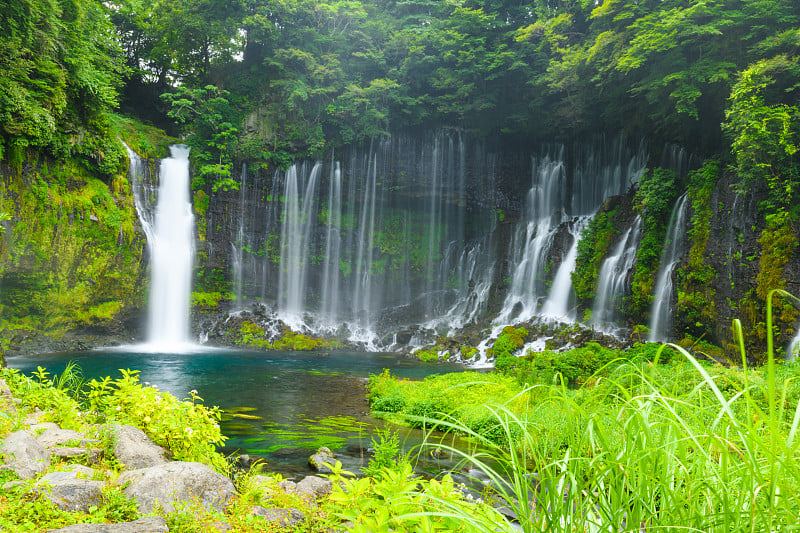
xmin=86 ymin=369 xmax=229 ymax=473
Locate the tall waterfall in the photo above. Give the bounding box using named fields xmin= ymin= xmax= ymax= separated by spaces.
xmin=206 ymin=133 xmax=651 ymax=345
xmin=649 ymin=194 xmax=688 ymax=342
xmin=129 ymin=145 xmax=195 ymax=350
xmin=216 ymin=131 xmax=498 ymax=344
xmin=591 ymin=217 xmax=642 ymax=330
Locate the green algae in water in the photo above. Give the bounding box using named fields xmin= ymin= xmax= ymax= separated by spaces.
xmin=241 ymin=415 xmax=370 ymax=453
xmin=306 ymin=369 xmax=344 ymax=376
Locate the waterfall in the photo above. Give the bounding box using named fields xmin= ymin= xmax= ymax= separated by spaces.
xmin=320 ymin=161 xmax=342 ymax=324
xmin=591 ymin=217 xmax=642 ymax=330
xmin=497 ymin=138 xmax=647 ymax=326
xmin=498 ymin=149 xmax=566 ymax=323
xmin=231 ymin=165 xmax=247 ymax=308
xmin=789 ymin=331 xmax=800 ymax=360
xmin=540 ymin=216 xmax=592 ymax=321
xmin=648 ymin=194 xmax=689 ymax=342
xmin=129 ymin=145 xmax=195 ymax=350
xmin=278 ymin=162 xmax=322 ymax=321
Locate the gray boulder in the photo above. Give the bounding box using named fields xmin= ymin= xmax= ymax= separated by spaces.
xmin=308 ymin=447 xmax=336 ymax=473
xmin=106 ymin=424 xmax=170 ymax=470
xmin=0 ymin=430 xmax=51 ymax=479
xmin=30 ymin=422 xmax=62 ymax=433
xmin=36 ymin=471 xmax=105 ymax=512
xmin=251 ymin=506 xmax=305 ymax=527
xmin=296 ymin=475 xmax=333 ymax=499
xmin=37 ymin=428 xmax=85 ymax=448
xmin=45 ymin=517 xmax=168 ymax=533
xmin=117 ymin=461 xmax=235 ymax=514
xmin=51 ymin=446 xmax=103 ymax=464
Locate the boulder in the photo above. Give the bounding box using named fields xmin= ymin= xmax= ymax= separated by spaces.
xmin=251 ymin=506 xmax=305 ymax=527
xmin=106 ymin=424 xmax=170 ymax=470
xmin=30 ymin=422 xmax=62 ymax=433
xmin=37 ymin=428 xmax=85 ymax=448
xmin=308 ymin=447 xmax=335 ymax=473
xmin=117 ymin=461 xmax=235 ymax=514
xmin=296 ymin=475 xmax=333 ymax=499
xmin=36 ymin=471 xmax=105 ymax=512
xmin=51 ymin=447 xmax=102 ymax=464
xmin=45 ymin=516 xmax=169 ymax=533
xmin=64 ymin=464 xmax=96 ymax=478
xmin=0 ymin=430 xmax=51 ymax=479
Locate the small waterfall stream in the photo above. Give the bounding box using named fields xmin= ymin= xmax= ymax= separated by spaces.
xmin=591 ymin=217 xmax=642 ymax=330
xmin=128 ymin=145 xmax=196 ymax=350
xmin=648 ymin=194 xmax=689 ymax=342
xmin=540 ymin=216 xmax=592 ymax=320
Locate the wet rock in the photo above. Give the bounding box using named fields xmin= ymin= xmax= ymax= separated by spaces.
xmin=308 ymin=447 xmax=335 ymax=473
xmin=106 ymin=424 xmax=170 ymax=470
xmin=45 ymin=516 xmax=169 ymax=532
xmin=35 ymin=471 xmax=105 ymax=512
xmin=251 ymin=506 xmax=305 ymax=527
xmin=117 ymin=461 xmax=235 ymax=514
xmin=0 ymin=430 xmax=51 ymax=479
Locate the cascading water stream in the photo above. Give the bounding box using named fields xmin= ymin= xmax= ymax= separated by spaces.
xmin=648 ymin=194 xmax=688 ymax=342
xmin=320 ymin=161 xmax=342 ymax=325
xmin=231 ymin=165 xmax=247 ymax=308
xmin=591 ymin=217 xmax=642 ymax=330
xmin=279 ymin=162 xmax=322 ymax=323
xmin=498 ymin=151 xmax=566 ymax=323
xmin=128 ymin=145 xmax=196 ymax=350
xmin=540 ymin=216 xmax=592 ymax=320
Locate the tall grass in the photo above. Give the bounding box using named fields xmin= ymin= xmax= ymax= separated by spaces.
xmin=399 ymin=289 xmax=800 ymax=531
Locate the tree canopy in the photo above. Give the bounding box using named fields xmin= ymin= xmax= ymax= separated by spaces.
xmin=0 ymin=0 xmax=798 ymax=187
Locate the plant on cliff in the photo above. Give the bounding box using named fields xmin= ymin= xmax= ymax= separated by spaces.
xmin=724 ymin=55 xmax=800 ymax=350
xmin=572 ymin=206 xmax=618 ymax=302
xmin=0 ymin=0 xmax=126 ymax=175
xmin=628 ymin=167 xmax=678 ymax=319
xmin=675 ymin=161 xmax=719 ymax=340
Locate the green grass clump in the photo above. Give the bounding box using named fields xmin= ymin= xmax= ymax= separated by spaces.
xmin=392 ymin=289 xmax=800 ymax=532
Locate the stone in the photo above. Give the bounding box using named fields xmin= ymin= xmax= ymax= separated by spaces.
xmin=296 ymin=475 xmax=333 ymax=499
xmin=277 ymin=479 xmax=297 ymax=493
xmin=37 ymin=428 xmax=85 ymax=448
xmin=251 ymin=506 xmax=305 ymax=527
xmin=106 ymin=424 xmax=170 ymax=470
xmin=308 ymin=446 xmax=336 ymax=473
xmin=64 ymin=464 xmax=96 ymax=478
xmin=36 ymin=471 xmax=105 ymax=512
xmin=117 ymin=461 xmax=236 ymax=514
xmin=30 ymin=422 xmax=62 ymax=434
xmin=0 ymin=430 xmax=51 ymax=479
xmin=51 ymin=447 xmax=102 ymax=464
xmin=45 ymin=516 xmax=169 ymax=533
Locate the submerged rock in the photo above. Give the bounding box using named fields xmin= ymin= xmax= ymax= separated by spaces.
xmin=308 ymin=447 xmax=336 ymax=473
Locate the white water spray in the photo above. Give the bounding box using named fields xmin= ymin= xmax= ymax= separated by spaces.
xmin=128 ymin=145 xmax=196 ymax=351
